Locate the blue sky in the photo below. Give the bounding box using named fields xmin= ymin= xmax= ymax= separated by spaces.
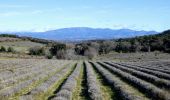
xmin=0 ymin=0 xmax=170 ymax=32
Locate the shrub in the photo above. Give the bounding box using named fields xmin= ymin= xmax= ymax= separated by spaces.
xmin=115 ymin=42 xmax=131 ymax=53
xmin=99 ymin=41 xmax=115 ymax=54
xmin=75 ymin=44 xmax=88 ymax=55
xmin=65 ymin=49 xmax=77 ymax=60
xmin=45 ymin=51 xmax=53 ymax=59
xmin=56 ymin=50 xmax=66 ymax=59
xmin=45 ymin=54 xmax=53 ymax=59
xmin=0 ymin=46 xmax=6 ymax=52
xmin=7 ymin=47 xmax=15 ymax=53
xmin=29 ymin=47 xmax=45 ymax=56
xmin=50 ymin=43 xmax=66 ymax=56
xmin=84 ymin=47 xmax=98 ymax=59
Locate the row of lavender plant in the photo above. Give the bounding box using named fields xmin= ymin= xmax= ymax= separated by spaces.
xmin=115 ymin=62 xmax=170 ymax=80
xmin=85 ymin=61 xmax=103 ymax=100
xmin=52 ymin=62 xmax=81 ymax=100
xmin=0 ymin=62 xmax=57 ymax=90
xmin=91 ymin=62 xmax=147 ymax=100
xmin=122 ymin=62 xmax=170 ymax=74
xmin=133 ymin=61 xmax=170 ymax=70
xmin=0 ymin=63 xmax=60 ymax=99
xmin=99 ymin=62 xmax=170 ymax=100
xmin=0 ymin=61 xmax=69 ymax=99
xmin=0 ymin=60 xmax=49 ymax=81
xmin=0 ymin=61 xmax=68 ymax=87
xmin=19 ymin=62 xmax=75 ymax=99
xmin=105 ymin=62 xmax=170 ymax=90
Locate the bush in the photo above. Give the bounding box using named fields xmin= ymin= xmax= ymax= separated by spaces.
xmin=84 ymin=47 xmax=98 ymax=59
xmin=29 ymin=47 xmax=45 ymax=56
xmin=99 ymin=41 xmax=115 ymax=54
xmin=56 ymin=50 xmax=66 ymax=59
xmin=0 ymin=46 xmax=6 ymax=52
xmin=45 ymin=54 xmax=53 ymax=59
xmin=115 ymin=42 xmax=131 ymax=53
xmin=7 ymin=47 xmax=15 ymax=53
xmin=50 ymin=43 xmax=66 ymax=56
xmin=75 ymin=44 xmax=88 ymax=55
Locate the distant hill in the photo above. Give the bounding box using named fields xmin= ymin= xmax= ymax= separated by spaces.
xmin=13 ymin=27 xmax=157 ymax=41
xmin=0 ymin=34 xmax=58 ymax=44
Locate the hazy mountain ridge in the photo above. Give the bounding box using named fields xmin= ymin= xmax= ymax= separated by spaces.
xmin=8 ymin=27 xmax=158 ymax=41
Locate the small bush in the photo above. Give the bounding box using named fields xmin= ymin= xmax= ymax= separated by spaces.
xmin=84 ymin=47 xmax=98 ymax=59
xmin=7 ymin=47 xmax=15 ymax=53
xmin=50 ymin=43 xmax=66 ymax=56
xmin=65 ymin=49 xmax=77 ymax=60
xmin=0 ymin=46 xmax=6 ymax=52
xmin=56 ymin=50 xmax=66 ymax=59
xmin=45 ymin=54 xmax=53 ymax=59
xmin=29 ymin=47 xmax=45 ymax=56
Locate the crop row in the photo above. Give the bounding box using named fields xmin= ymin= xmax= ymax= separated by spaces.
xmin=85 ymin=61 xmax=103 ymax=100
xmin=122 ymin=62 xmax=170 ymax=74
xmin=52 ymin=62 xmax=81 ymax=100
xmin=105 ymin=62 xmax=170 ymax=90
xmin=116 ymin=62 xmax=170 ymax=80
xmin=0 ymin=60 xmax=70 ymax=86
xmin=99 ymin=62 xmax=169 ymax=100
xmin=19 ymin=62 xmax=75 ymax=100
xmin=0 ymin=61 xmax=71 ymax=99
xmin=91 ymin=62 xmax=148 ymax=100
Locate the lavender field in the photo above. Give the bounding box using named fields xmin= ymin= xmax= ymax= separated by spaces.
xmin=0 ymin=59 xmax=169 ymax=100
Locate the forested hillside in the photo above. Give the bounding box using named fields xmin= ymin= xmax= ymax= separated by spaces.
xmin=115 ymin=30 xmax=170 ymax=53
xmin=75 ymin=30 xmax=170 ymax=59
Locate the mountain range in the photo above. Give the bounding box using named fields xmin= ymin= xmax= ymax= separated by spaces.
xmin=7 ymin=27 xmax=158 ymax=41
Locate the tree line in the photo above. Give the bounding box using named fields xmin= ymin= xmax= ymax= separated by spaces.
xmin=29 ymin=30 xmax=170 ymax=59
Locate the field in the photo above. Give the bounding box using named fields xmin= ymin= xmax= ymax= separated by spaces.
xmin=96 ymin=52 xmax=170 ymax=62
xmin=0 ymin=59 xmax=170 ymax=100
xmin=0 ymin=41 xmax=45 ymax=53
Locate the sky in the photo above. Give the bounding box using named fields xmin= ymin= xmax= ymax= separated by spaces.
xmin=0 ymin=0 xmax=170 ymax=32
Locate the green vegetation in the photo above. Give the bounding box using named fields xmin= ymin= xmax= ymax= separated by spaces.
xmin=75 ymin=30 xmax=170 ymax=59
xmin=29 ymin=47 xmax=45 ymax=56
xmin=7 ymin=47 xmax=15 ymax=53
xmin=0 ymin=29 xmax=170 ymax=60
xmin=0 ymin=34 xmax=19 ymax=38
xmin=0 ymin=46 xmax=6 ymax=52
xmin=114 ymin=30 xmax=170 ymax=53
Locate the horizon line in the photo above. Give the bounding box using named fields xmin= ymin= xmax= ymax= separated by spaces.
xmin=0 ymin=27 xmax=161 ymax=33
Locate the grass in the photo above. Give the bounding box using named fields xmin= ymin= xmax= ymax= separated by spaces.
xmin=72 ymin=62 xmax=84 ymax=100
xmin=0 ymin=41 xmax=45 ymax=53
xmin=78 ymin=62 xmax=91 ymax=100
xmin=91 ymin=62 xmax=118 ymax=100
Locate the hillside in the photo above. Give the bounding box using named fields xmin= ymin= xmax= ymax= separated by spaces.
xmin=116 ymin=29 xmax=170 ymax=53
xmin=76 ymin=29 xmax=170 ymax=57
